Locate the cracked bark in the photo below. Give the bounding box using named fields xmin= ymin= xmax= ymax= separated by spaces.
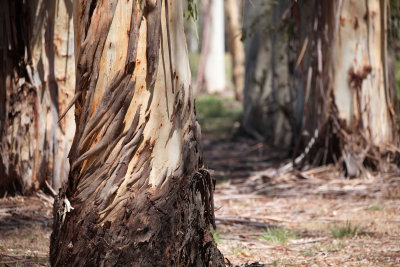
xmin=50 ymin=0 xmax=225 ymax=266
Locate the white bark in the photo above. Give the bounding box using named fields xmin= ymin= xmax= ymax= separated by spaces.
xmin=330 ymin=0 xmax=392 ymax=145
xmin=205 ymin=0 xmax=226 ymax=93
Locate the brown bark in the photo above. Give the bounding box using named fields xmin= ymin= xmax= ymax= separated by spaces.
xmin=0 ymin=0 xmax=75 ymax=195
xmin=294 ymin=0 xmax=399 ymax=175
xmin=50 ymin=1 xmax=224 ymax=266
xmin=226 ymin=0 xmax=245 ymax=100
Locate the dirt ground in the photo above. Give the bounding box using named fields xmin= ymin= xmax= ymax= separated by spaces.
xmin=205 ymin=139 xmax=400 ymax=266
xmin=1 ymin=138 xmax=400 ymax=266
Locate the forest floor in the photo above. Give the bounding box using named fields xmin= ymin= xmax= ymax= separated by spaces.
xmin=204 ymin=138 xmax=400 ymax=266
xmin=0 ymin=137 xmax=399 ymax=266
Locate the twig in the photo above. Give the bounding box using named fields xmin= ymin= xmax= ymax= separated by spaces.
xmin=215 ymin=217 xmax=276 ymax=228
xmin=45 ymin=180 xmax=58 ymax=197
xmin=290 ymin=237 xmax=328 ymax=245
xmin=36 ymin=192 xmax=54 ymax=205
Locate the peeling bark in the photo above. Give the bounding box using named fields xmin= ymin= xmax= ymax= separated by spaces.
xmin=295 ymin=0 xmax=399 ymax=174
xmin=50 ymin=1 xmax=224 ymax=265
xmin=0 ymin=0 xmax=75 ymax=195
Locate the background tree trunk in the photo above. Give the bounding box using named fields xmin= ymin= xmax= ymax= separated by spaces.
xmin=205 ymin=0 xmax=226 ymax=94
xmin=0 ymin=0 xmax=75 ymax=195
xmin=50 ymin=0 xmax=224 ymax=266
xmin=242 ymin=0 xmax=293 ymax=147
xmin=225 ymin=0 xmax=245 ymax=100
xmin=194 ymin=0 xmax=212 ymax=94
xmin=295 ymin=0 xmax=398 ymax=175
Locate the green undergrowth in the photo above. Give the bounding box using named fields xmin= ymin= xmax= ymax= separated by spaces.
xmin=369 ymin=203 xmax=383 ymax=211
xmin=331 ymin=222 xmax=363 ymax=239
xmin=195 ymin=94 xmax=242 ymax=139
xmin=260 ymin=227 xmax=297 ymax=244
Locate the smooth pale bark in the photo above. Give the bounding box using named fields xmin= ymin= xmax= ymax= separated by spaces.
xmin=0 ymin=0 xmax=75 ymax=195
xmin=50 ymin=0 xmax=224 ymax=266
xmin=242 ymin=0 xmax=293 ymax=147
xmin=226 ymin=0 xmax=245 ymax=100
xmin=194 ymin=0 xmax=211 ymax=94
xmin=329 ymin=0 xmax=392 ymax=144
xmin=205 ymin=0 xmax=226 ymax=93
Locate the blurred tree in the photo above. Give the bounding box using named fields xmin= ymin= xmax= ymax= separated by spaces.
xmin=205 ymin=0 xmax=226 ymax=94
xmin=242 ymin=0 xmax=399 ymax=174
xmin=293 ymin=0 xmax=399 ymax=175
xmin=242 ymin=0 xmax=294 ymax=148
xmin=226 ymin=0 xmax=245 ymax=100
xmin=50 ymin=0 xmax=224 ymax=265
xmin=0 ymin=0 xmax=75 ymax=195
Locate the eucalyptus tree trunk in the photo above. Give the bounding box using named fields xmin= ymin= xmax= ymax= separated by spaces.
xmin=296 ymin=0 xmax=398 ymax=175
xmin=205 ymin=0 xmax=226 ymax=94
xmin=242 ymin=0 xmax=293 ymax=147
xmin=50 ymin=1 xmax=224 ymax=266
xmin=226 ymin=0 xmax=245 ymax=100
xmin=0 ymin=0 xmax=75 ymax=195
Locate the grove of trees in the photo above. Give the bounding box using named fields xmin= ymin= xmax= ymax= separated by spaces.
xmin=0 ymin=0 xmax=399 ymax=266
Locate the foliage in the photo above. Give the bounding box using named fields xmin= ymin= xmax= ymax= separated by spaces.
xmin=260 ymin=227 xmax=297 ymax=244
xmin=184 ymin=0 xmax=199 ymax=39
xmin=184 ymin=0 xmax=198 ymax=21
xmin=331 ymin=222 xmax=360 ymax=239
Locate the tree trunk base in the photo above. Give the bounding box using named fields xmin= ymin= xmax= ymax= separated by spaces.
xmin=50 ymin=169 xmax=225 ymax=267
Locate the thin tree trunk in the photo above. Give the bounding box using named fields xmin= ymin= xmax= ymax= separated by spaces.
xmin=194 ymin=0 xmax=212 ymax=95
xmin=226 ymin=0 xmax=245 ymax=100
xmin=205 ymin=0 xmax=226 ymax=94
xmin=0 ymin=0 xmax=75 ymax=195
xmin=50 ymin=1 xmax=224 ymax=266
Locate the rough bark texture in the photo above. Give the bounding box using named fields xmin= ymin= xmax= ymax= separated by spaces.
xmin=0 ymin=0 xmax=75 ymax=195
xmin=242 ymin=0 xmax=294 ymax=147
xmin=294 ymin=0 xmax=399 ymax=174
xmin=50 ymin=0 xmax=225 ymax=266
xmin=225 ymin=0 xmax=245 ymax=100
